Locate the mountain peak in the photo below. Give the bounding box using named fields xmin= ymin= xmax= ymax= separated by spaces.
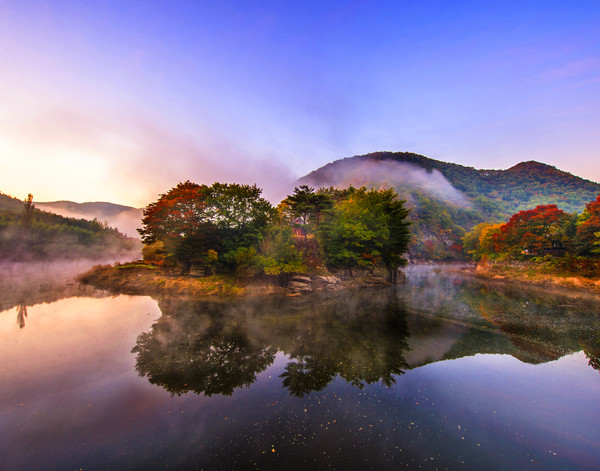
xmin=506 ymin=161 xmax=557 ymax=172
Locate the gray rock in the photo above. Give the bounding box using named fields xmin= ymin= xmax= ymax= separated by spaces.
xmin=288 ymin=282 xmax=313 ymax=292
xmin=290 ymin=275 xmax=312 ymax=284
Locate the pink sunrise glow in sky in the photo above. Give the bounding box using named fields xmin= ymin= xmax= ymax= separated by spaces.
xmin=1 ymin=1 xmax=599 ymax=207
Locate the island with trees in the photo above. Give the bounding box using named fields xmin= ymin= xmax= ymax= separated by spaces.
xmin=79 ymin=181 xmax=412 ymax=296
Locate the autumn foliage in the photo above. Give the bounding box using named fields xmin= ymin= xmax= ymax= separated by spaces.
xmin=138 ymin=181 xmax=274 ymax=273
xmin=139 ymin=181 xmax=412 ymax=280
xmin=463 ymin=195 xmax=600 ymax=261
xmin=493 ymin=204 xmax=570 ymax=256
xmin=575 ymin=195 xmax=600 ymax=255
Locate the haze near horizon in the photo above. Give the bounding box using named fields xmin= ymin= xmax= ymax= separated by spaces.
xmin=1 ymin=1 xmax=599 ymax=207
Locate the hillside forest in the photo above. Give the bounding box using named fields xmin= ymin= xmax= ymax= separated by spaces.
xmin=300 ymin=153 xmax=600 ymax=260
xmin=0 ymin=193 xmax=139 ymax=261
xmin=462 ymin=195 xmax=600 ymax=276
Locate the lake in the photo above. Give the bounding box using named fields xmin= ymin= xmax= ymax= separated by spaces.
xmin=1 ymin=264 xmax=599 ymax=470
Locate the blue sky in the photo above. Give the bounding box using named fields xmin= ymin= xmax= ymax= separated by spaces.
xmin=1 ymin=1 xmax=599 ymax=206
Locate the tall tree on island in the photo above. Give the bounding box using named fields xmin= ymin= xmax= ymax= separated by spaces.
xmin=318 ymin=187 xmax=410 ymax=282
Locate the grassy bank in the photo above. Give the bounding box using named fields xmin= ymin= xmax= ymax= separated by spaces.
xmin=77 ymin=262 xmax=394 ymax=297
xmin=77 ymin=263 xmax=281 ymax=297
xmin=458 ymin=261 xmax=600 ymax=295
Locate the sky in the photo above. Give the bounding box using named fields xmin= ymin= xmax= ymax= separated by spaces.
xmin=1 ymin=1 xmax=599 ymax=207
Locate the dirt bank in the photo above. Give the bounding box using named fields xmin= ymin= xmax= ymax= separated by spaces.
xmin=77 ymin=263 xmax=395 ymax=298
xmin=453 ymin=263 xmax=600 ymax=298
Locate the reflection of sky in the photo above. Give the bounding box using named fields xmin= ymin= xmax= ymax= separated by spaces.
xmin=1 ymin=1 xmax=600 ymax=206
xmin=1 ymin=294 xmax=600 ymax=470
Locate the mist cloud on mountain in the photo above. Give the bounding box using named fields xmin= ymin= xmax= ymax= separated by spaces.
xmin=300 ymin=158 xmax=470 ymax=207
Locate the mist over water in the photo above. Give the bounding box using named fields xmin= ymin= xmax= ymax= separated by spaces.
xmin=0 ymin=258 xmax=134 ymax=317
xmin=2 ymin=265 xmax=600 ymax=470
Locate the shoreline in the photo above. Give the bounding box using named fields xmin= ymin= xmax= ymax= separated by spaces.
xmin=451 ymin=263 xmax=600 ymax=299
xmin=77 ymin=263 xmax=395 ymax=298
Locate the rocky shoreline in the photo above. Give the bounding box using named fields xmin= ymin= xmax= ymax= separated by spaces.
xmin=77 ymin=263 xmax=399 ymax=298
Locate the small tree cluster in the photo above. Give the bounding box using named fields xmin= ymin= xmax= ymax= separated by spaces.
xmin=138 ymin=181 xmax=275 ymax=274
xmin=463 ymin=195 xmax=600 ymax=261
xmin=318 ymin=188 xmax=411 ymax=281
xmin=282 ymin=186 xmax=411 ymax=281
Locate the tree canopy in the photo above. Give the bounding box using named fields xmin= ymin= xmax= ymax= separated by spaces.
xmin=138 ymin=181 xmax=275 ymax=273
xmin=493 ymin=205 xmax=571 ymax=257
xmin=462 ymin=195 xmax=600 ymax=262
xmin=318 ymin=187 xmax=410 ymax=281
xmin=139 ymin=182 xmax=411 ymax=281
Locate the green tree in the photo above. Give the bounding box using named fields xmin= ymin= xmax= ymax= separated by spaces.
xmin=21 ymin=193 xmax=35 ymax=228
xmin=286 ymin=185 xmax=316 ymax=225
xmin=138 ymin=181 xmax=275 ymax=273
xmin=206 ymin=182 xmax=275 ymax=263
xmin=575 ymin=195 xmax=600 ymax=256
xmin=258 ymin=223 xmax=306 ymax=279
xmin=319 ymin=187 xmax=410 ymax=280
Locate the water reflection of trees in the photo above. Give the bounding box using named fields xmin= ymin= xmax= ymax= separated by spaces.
xmin=132 ymin=316 xmax=276 ymax=396
xmin=0 ymin=262 xmax=108 ymax=328
xmin=281 ymin=296 xmax=409 ymax=397
xmin=132 ymin=269 xmax=600 ymax=397
xmin=403 ymin=267 xmax=600 ymax=367
xmin=132 ymin=290 xmax=410 ymax=397
xmin=16 ymin=304 xmax=27 ymax=329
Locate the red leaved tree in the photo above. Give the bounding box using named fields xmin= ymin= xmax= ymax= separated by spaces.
xmin=575 ymin=195 xmax=600 ymax=255
xmin=138 ymin=181 xmax=219 ymax=271
xmin=494 ymin=204 xmax=570 ymax=257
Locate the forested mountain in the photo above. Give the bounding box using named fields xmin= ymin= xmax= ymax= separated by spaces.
xmin=298 ymin=152 xmax=600 ymax=260
xmin=0 ymin=192 xmax=140 ymax=261
xmin=35 ymin=200 xmax=142 ymax=238
xmin=0 ymin=192 xmax=28 ymax=213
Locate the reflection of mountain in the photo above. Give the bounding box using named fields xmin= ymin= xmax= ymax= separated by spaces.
xmin=400 ymin=267 xmax=600 ymax=367
xmin=457 ymin=282 xmax=600 ymax=365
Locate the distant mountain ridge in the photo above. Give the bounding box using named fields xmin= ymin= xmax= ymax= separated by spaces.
xmin=35 ymin=200 xmax=142 ymax=238
xmin=0 ymin=193 xmax=142 ymax=239
xmin=301 ymin=152 xmax=600 ymax=214
xmin=0 ymin=192 xmax=140 ymax=261
xmin=298 ymin=152 xmax=600 ymax=259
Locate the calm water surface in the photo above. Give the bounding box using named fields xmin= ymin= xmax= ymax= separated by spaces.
xmin=1 ymin=265 xmax=599 ymax=470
